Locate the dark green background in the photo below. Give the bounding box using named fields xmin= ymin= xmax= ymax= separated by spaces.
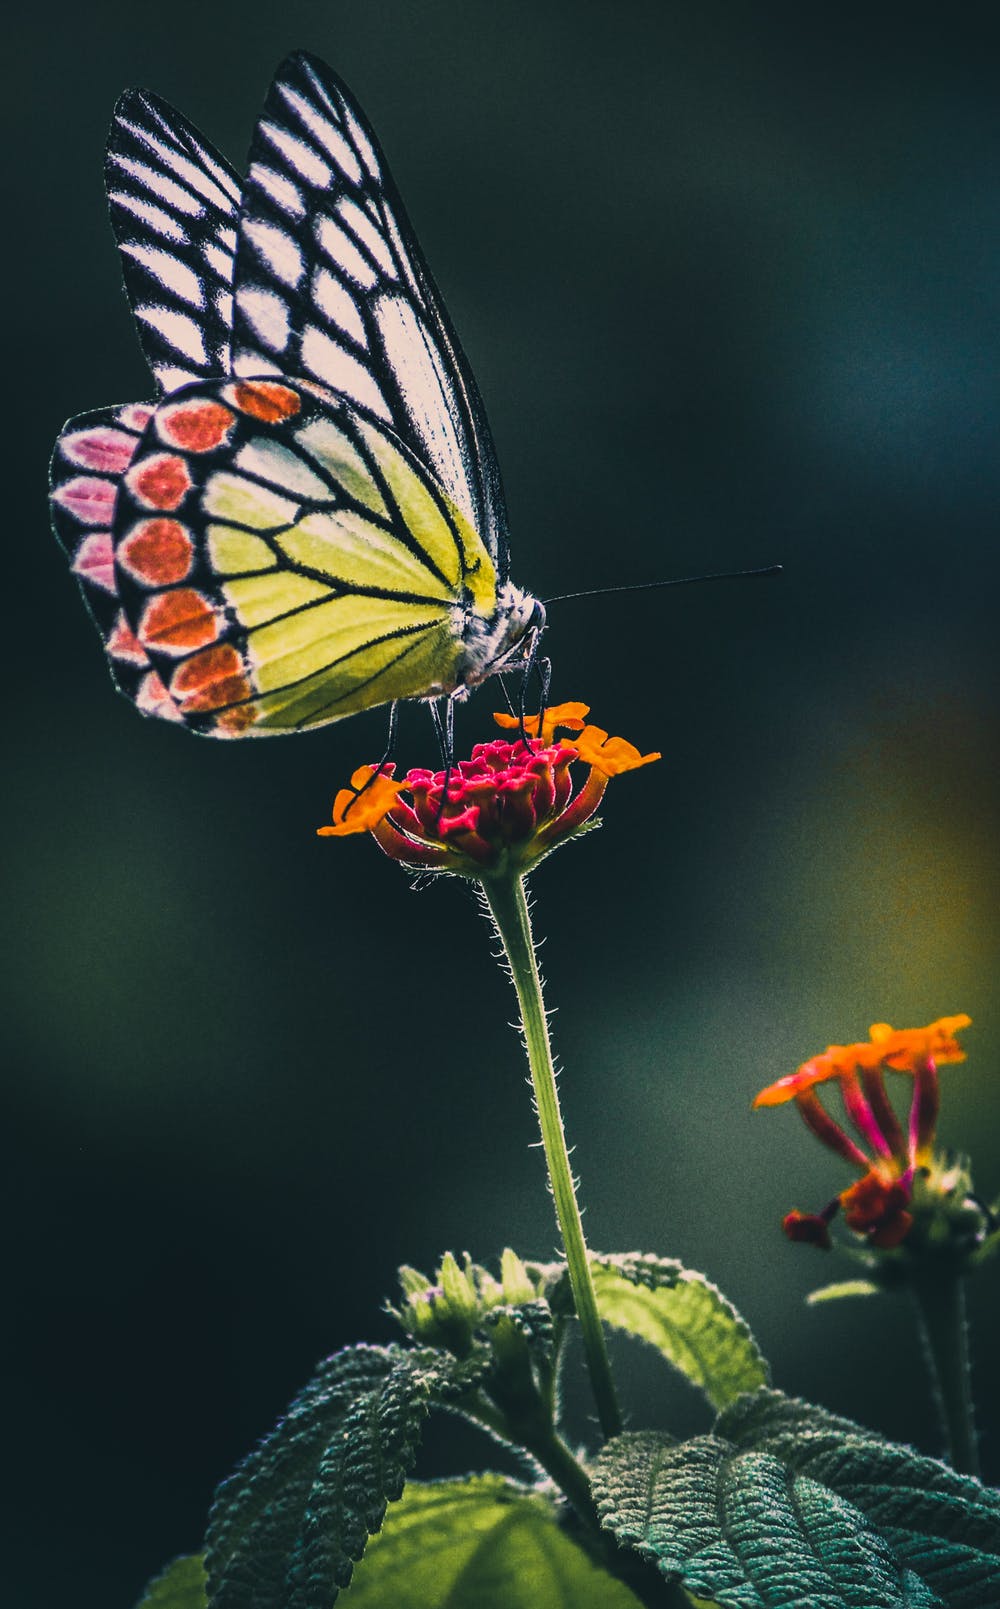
xmin=6 ymin=4 xmax=999 ymax=1605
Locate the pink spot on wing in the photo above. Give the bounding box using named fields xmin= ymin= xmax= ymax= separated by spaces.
xmin=53 ymin=476 xmax=118 ymax=525
xmin=135 ymin=670 xmax=184 ymax=721
xmin=71 ymin=531 xmax=117 ymax=594
xmin=107 ymin=611 xmax=149 ymax=666
xmin=117 ymin=404 xmax=154 ymax=432
xmin=59 ymin=428 xmax=139 ymax=474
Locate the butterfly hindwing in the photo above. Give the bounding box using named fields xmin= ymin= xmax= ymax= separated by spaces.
xmin=106 ymin=90 xmax=242 ymax=393
xmin=229 ymin=52 xmax=510 ymax=575
xmin=102 ymin=378 xmax=498 ymax=735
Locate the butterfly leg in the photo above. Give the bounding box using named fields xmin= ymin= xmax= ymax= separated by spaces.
xmin=341 ymin=701 xmax=399 ymax=820
xmin=515 ymin=632 xmax=551 ymax=746
xmin=495 ymin=675 xmax=518 ymax=719
xmin=374 ymin=698 xmax=400 ymax=777
xmin=534 ymin=651 xmax=552 ymax=731
xmin=428 ymin=696 xmax=458 ymax=826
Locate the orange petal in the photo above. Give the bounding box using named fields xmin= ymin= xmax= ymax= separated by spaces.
xmin=572 ymin=724 xmax=661 ymax=776
xmin=874 ymin=1014 xmax=971 ymax=1071
xmin=317 ymin=767 xmax=404 ymax=837
xmin=753 ymin=1056 xmax=835 ymax=1107
xmin=823 ymin=1038 xmax=888 ymax=1077
xmin=493 ymin=701 xmax=590 ymax=744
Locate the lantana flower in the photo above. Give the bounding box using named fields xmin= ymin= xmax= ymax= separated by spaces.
xmin=318 ymin=700 xmax=660 ymax=1443
xmin=753 ymin=1016 xmax=972 ymax=1251
xmin=317 ymin=701 xmax=660 ymax=878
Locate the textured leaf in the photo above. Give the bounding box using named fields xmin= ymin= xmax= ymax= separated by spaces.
xmin=134 ymin=1557 xmax=208 ymax=1609
xmin=206 ymin=1343 xmax=489 ymax=1609
xmin=593 ymin=1430 xmax=941 ymax=1608
xmin=718 ymin=1390 xmax=1000 ymax=1609
xmin=588 ymin=1253 xmax=769 ymax=1410
xmin=341 ymin=1474 xmax=644 ymax=1606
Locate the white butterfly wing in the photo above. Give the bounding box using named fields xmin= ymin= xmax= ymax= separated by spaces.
xmin=229 ymin=52 xmax=510 ymax=577
xmin=105 ymin=91 xmax=242 ymax=392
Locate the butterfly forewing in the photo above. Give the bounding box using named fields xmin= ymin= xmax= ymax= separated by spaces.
xmin=229 ymin=52 xmax=510 ymax=577
xmin=97 ymin=379 xmax=498 ymax=735
xmin=106 ymin=91 xmax=242 ymax=392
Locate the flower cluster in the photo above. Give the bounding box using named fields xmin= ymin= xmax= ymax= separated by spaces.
xmin=393 ymin=1248 xmax=544 ymax=1352
xmin=754 ymin=1016 xmax=972 ymax=1251
xmin=318 ymin=701 xmax=659 ymax=877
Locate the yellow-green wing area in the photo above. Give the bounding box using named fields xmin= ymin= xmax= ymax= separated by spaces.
xmin=105 ymin=381 xmax=499 ymax=736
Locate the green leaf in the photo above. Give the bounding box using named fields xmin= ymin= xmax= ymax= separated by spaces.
xmin=205 ymin=1342 xmax=489 ymax=1609
xmin=593 ymin=1430 xmax=941 ymax=1608
xmin=588 ymin=1253 xmax=769 ymax=1410
xmin=715 ymin=1387 xmax=885 ymax=1450
xmin=341 ymin=1474 xmax=644 ymax=1607
xmin=717 ymin=1389 xmax=1000 ymax=1609
xmin=134 ymin=1557 xmax=208 ymax=1609
xmin=806 ymin=1279 xmax=881 ymax=1304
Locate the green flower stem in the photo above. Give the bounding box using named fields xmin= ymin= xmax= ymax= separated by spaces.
xmin=482 ymin=871 xmax=622 ymax=1441
xmin=466 ymin=1390 xmax=598 ymax=1524
xmin=912 ymin=1269 xmax=980 ymax=1477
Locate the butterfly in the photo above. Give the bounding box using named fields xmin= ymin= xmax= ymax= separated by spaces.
xmin=49 ymin=53 xmax=544 ymax=737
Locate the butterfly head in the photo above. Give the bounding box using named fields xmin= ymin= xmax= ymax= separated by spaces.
xmin=456 ymin=584 xmax=546 ymax=693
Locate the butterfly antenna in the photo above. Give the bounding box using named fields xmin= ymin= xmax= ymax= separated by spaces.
xmin=342 ymin=701 xmax=400 ymax=818
xmin=544 ymin=562 xmax=782 ymax=605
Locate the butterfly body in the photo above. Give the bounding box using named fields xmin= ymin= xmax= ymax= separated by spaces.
xmin=50 ymin=53 xmax=542 ymax=736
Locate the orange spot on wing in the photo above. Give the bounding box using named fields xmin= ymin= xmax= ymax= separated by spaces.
xmin=158 ymin=399 xmax=235 ymax=452
xmin=139 ymin=589 xmax=219 ymax=653
xmin=128 ymin=454 xmax=192 ymax=511
xmin=119 ymin=519 xmax=193 ymax=585
xmin=230 ymin=381 xmax=301 ymax=422
xmin=171 ymin=643 xmax=252 ymax=712
xmin=214 ymin=702 xmax=260 ymax=734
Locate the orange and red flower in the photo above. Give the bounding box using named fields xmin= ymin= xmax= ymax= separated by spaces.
xmin=318 ymin=701 xmax=659 ymax=877
xmin=754 ymin=1016 xmax=972 ymax=1250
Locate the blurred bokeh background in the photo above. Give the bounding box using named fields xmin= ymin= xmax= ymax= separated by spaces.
xmin=5 ymin=3 xmax=999 ymax=1603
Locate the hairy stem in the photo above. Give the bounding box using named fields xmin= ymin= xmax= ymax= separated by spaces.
xmin=482 ymin=872 xmax=622 ymax=1440
xmin=911 ymin=1270 xmax=979 ymax=1476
